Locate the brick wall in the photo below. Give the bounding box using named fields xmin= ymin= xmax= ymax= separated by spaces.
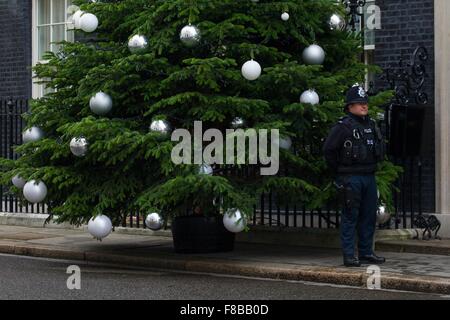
xmin=0 ymin=0 xmax=32 ymax=100
xmin=374 ymin=0 xmax=435 ymax=213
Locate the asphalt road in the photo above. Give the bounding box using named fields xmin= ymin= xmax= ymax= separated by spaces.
xmin=0 ymin=253 xmax=447 ymax=300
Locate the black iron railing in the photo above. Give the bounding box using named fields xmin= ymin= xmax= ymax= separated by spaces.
xmin=0 ymin=99 xmax=48 ymax=214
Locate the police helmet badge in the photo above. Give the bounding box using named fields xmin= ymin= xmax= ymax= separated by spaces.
xmin=358 ymin=86 xmax=367 ymax=98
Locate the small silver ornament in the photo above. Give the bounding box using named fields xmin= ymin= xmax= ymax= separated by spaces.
xmin=89 ymin=92 xmax=113 ymax=115
xmin=70 ymin=137 xmax=89 ymax=157
xmin=23 ymin=180 xmax=48 ymax=203
xmin=281 ymin=12 xmax=290 ymax=21
xmin=302 ymin=44 xmax=326 ymax=65
xmin=128 ymin=34 xmax=148 ymax=53
xmin=145 ymin=212 xmax=164 ymax=231
xmin=149 ymin=119 xmax=171 ymax=136
xmin=231 ymin=117 xmax=245 ymax=129
xmin=180 ymin=24 xmax=201 ymax=47
xmin=12 ymin=175 xmax=26 ymax=189
xmin=223 ymin=208 xmax=246 ymax=233
xmin=377 ymin=205 xmax=391 ymax=225
xmin=300 ymin=89 xmax=320 ymax=105
xmin=22 ymin=126 xmax=45 ymax=143
xmin=329 ymin=13 xmax=345 ymax=31
xmin=198 ymin=163 xmax=213 ymax=175
xmin=279 ymin=136 xmax=292 ymax=150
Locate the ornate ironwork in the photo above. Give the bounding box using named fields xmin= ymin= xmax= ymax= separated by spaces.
xmin=342 ymin=0 xmax=366 ymax=32
xmin=381 ymin=46 xmax=429 ymax=105
xmin=413 ymin=214 xmax=441 ymax=240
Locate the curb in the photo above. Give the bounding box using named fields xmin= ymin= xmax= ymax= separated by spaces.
xmin=376 ymin=241 xmax=450 ymax=256
xmin=0 ymin=241 xmax=449 ymax=295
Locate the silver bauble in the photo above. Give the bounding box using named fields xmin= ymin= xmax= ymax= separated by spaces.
xmin=79 ymin=13 xmax=99 ymax=33
xmin=149 ymin=119 xmax=171 ymax=136
xmin=241 ymin=59 xmax=262 ymax=81
xmin=279 ymin=136 xmax=292 ymax=150
xmin=128 ymin=34 xmax=148 ymax=53
xmin=145 ymin=212 xmax=164 ymax=231
xmin=198 ymin=163 xmax=213 ymax=175
xmin=12 ymin=175 xmax=26 ymax=189
xmin=180 ymin=24 xmax=201 ymax=47
xmin=223 ymin=208 xmax=246 ymax=233
xmin=70 ymin=137 xmax=89 ymax=157
xmin=300 ymin=89 xmax=320 ymax=105
xmin=302 ymin=44 xmax=326 ymax=65
xmin=329 ymin=13 xmax=345 ymax=31
xmin=23 ymin=180 xmax=48 ymax=203
xmin=377 ymin=205 xmax=391 ymax=225
xmin=281 ymin=12 xmax=290 ymax=21
xmin=72 ymin=10 xmax=84 ymax=29
xmin=89 ymin=92 xmax=113 ymax=115
xmin=22 ymin=126 xmax=45 ymax=143
xmin=88 ymin=215 xmax=112 ymax=240
xmin=231 ymin=117 xmax=245 ymax=129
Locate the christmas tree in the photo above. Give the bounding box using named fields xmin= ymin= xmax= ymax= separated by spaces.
xmin=0 ymin=0 xmax=400 ymax=233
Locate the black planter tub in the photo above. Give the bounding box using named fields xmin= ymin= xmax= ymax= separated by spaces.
xmin=171 ymin=215 xmax=235 ymax=253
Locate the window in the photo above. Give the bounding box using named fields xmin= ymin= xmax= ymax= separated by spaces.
xmin=32 ymin=0 xmax=74 ymax=98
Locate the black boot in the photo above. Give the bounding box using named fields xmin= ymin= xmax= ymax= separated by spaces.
xmin=343 ymin=256 xmax=361 ymax=267
xmin=358 ymin=254 xmax=386 ymax=265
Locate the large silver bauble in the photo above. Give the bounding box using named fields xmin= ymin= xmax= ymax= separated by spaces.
xmin=223 ymin=208 xmax=246 ymax=233
xmin=70 ymin=137 xmax=89 ymax=157
xmin=231 ymin=117 xmax=245 ymax=129
xmin=329 ymin=13 xmax=345 ymax=31
xmin=198 ymin=163 xmax=213 ymax=175
xmin=150 ymin=119 xmax=171 ymax=136
xmin=180 ymin=24 xmax=201 ymax=47
xmin=302 ymin=44 xmax=326 ymax=65
xmin=79 ymin=13 xmax=99 ymax=33
xmin=300 ymin=89 xmax=320 ymax=105
xmin=23 ymin=180 xmax=48 ymax=203
xmin=88 ymin=215 xmax=112 ymax=240
xmin=145 ymin=212 xmax=164 ymax=231
xmin=128 ymin=34 xmax=148 ymax=53
xmin=89 ymin=92 xmax=113 ymax=115
xmin=377 ymin=206 xmax=391 ymax=225
xmin=22 ymin=126 xmax=45 ymax=143
xmin=12 ymin=175 xmax=26 ymax=189
xmin=241 ymin=59 xmax=262 ymax=81
xmin=281 ymin=12 xmax=290 ymax=21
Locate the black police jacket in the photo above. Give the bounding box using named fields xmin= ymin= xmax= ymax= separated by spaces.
xmin=322 ymin=112 xmax=385 ymax=175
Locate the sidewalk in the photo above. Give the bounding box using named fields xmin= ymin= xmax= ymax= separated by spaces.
xmin=0 ymin=224 xmax=449 ymax=295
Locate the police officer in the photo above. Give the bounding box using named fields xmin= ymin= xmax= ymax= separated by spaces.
xmin=323 ymin=85 xmax=386 ymax=267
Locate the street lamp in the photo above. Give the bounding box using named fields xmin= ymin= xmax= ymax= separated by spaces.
xmin=342 ymin=0 xmax=366 ymax=32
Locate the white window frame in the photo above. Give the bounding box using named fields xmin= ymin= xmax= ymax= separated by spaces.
xmin=32 ymin=0 xmax=74 ymax=98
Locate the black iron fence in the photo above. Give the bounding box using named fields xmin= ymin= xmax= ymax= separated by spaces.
xmin=0 ymin=98 xmax=431 ymax=231
xmin=0 ymin=99 xmax=47 ymax=214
